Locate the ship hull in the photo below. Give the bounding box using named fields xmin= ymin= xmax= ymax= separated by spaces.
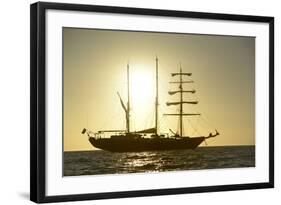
xmin=89 ymin=136 xmax=205 ymax=152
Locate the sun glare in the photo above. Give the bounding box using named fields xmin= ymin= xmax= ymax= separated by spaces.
xmin=131 ymin=69 xmax=154 ymax=103
xmin=129 ymin=66 xmax=155 ymax=129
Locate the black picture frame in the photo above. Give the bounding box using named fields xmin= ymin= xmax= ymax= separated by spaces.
xmin=30 ymin=2 xmax=274 ymax=203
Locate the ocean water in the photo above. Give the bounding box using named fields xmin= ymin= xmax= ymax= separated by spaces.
xmin=64 ymin=146 xmax=255 ymax=176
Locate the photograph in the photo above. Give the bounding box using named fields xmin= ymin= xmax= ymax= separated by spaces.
xmin=63 ymin=28 xmax=256 ymax=176
xmin=30 ymin=2 xmax=274 ymax=202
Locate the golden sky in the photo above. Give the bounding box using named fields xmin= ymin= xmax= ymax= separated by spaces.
xmin=63 ymin=28 xmax=255 ymax=151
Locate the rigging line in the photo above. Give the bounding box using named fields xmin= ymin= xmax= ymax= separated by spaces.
xmin=191 ymin=117 xmax=200 ymax=135
xmin=191 ymin=86 xmax=213 ymax=126
xmin=100 ymin=97 xmax=122 ymax=129
xmin=197 ymin=117 xmax=210 ymax=133
xmin=159 ymin=117 xmax=167 ymax=131
xmin=113 ymin=100 xmax=123 ymax=116
xmin=143 ymin=110 xmax=149 ymax=130
xmin=116 ymin=93 xmax=128 ymax=128
xmin=182 ymin=119 xmax=185 ymax=136
xmin=199 ymin=116 xmax=215 ymax=136
xmin=131 ymin=116 xmax=135 ymax=132
xmin=190 ymin=91 xmax=214 ymax=130
xmin=186 ymin=117 xmax=200 ymax=136
xmin=159 ymin=117 xmax=166 ymax=132
xmin=162 ymin=118 xmax=176 ymax=135
xmin=160 ymin=107 xmax=175 ymax=130
xmin=176 ymin=107 xmax=180 ymax=134
xmin=177 ymin=118 xmax=180 ymax=135
xmin=182 ymin=118 xmax=185 ymax=136
xmin=143 ymin=106 xmax=154 ymax=129
xmin=201 ymin=115 xmax=215 ymax=130
xmin=159 ymin=107 xmax=168 ymax=130
xmin=86 ymin=99 xmax=88 ymax=129
xmin=85 ymin=72 xmax=92 ymax=129
xmin=193 ymin=119 xmax=202 ymax=132
xmin=185 ymin=118 xmax=194 ymax=136
xmin=116 ymin=109 xmax=126 ymax=130
xmin=85 ymin=82 xmax=89 ymax=129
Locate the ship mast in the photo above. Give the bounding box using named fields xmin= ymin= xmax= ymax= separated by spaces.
xmin=117 ymin=64 xmax=131 ymax=133
xmin=155 ymin=56 xmax=159 ymax=135
xmin=179 ymin=66 xmax=183 ymax=136
xmin=164 ymin=65 xmax=200 ymax=137
xmin=127 ymin=63 xmax=130 ymax=133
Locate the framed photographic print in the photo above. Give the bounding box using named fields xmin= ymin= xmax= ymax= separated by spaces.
xmin=30 ymin=2 xmax=274 ymax=203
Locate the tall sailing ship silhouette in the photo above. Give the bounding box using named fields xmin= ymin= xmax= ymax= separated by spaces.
xmin=82 ymin=57 xmax=219 ymax=152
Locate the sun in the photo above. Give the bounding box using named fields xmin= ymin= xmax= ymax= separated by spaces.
xmin=131 ymin=69 xmax=154 ymax=103
xmin=129 ymin=66 xmax=155 ymax=129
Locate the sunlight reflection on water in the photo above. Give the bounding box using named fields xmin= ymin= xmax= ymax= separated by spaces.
xmin=64 ymin=146 xmax=255 ymax=176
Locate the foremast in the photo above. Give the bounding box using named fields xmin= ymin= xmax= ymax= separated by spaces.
xmin=117 ymin=63 xmax=131 ymax=133
xmin=164 ymin=65 xmax=200 ymax=137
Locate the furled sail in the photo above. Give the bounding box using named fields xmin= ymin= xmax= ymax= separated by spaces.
xmin=166 ymin=101 xmax=198 ymax=106
xmin=168 ymin=90 xmax=196 ymax=95
xmin=169 ymin=80 xmax=194 ymax=84
xmin=171 ymin=72 xmax=192 ymax=76
xmin=117 ymin=92 xmax=127 ymax=112
xmin=164 ymin=113 xmax=201 ymax=116
xmin=135 ymin=128 xmax=156 ymax=134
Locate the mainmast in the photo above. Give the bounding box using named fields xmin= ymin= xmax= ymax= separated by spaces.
xmin=155 ymin=56 xmax=159 ymax=135
xmin=164 ymin=65 xmax=200 ymax=137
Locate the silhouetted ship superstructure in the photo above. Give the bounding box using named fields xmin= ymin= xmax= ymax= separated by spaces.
xmin=82 ymin=57 xmax=219 ymax=152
